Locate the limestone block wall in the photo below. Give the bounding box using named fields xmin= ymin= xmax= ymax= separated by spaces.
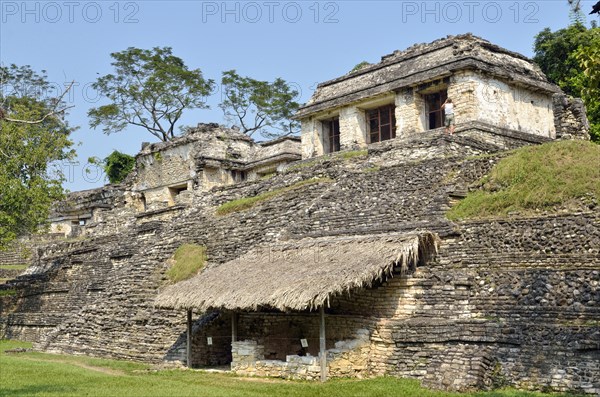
xmin=315 ymin=214 xmax=598 ymax=392
xmin=471 ymin=74 xmax=555 ymax=138
xmin=230 ymin=331 xmax=370 ymax=380
xmin=300 ymin=71 xmax=556 ymax=159
xmin=326 ymin=329 xmax=371 ymax=378
xmin=553 ymin=94 xmax=591 ymax=140
xmin=300 ymin=118 xmax=321 ymax=158
xmin=188 ymin=312 xmax=232 ymax=367
xmin=254 ymin=137 xmax=301 ymax=160
xmin=0 ymin=136 xmax=498 ymax=355
xmin=447 ymin=71 xmax=478 ymax=124
xmin=0 ymin=242 xmax=30 ymax=267
xmin=135 ymin=145 xmax=195 ymax=192
xmin=299 ymin=103 xmax=370 ymax=159
xmin=202 ymin=167 xmax=235 ymax=191
xmin=339 ymin=105 xmax=368 ymax=150
xmin=245 ymin=161 xmax=286 ymax=181
xmin=196 ymin=131 xmax=253 ymax=161
xmin=1 ymin=133 xmax=596 ymax=393
xmin=231 ymin=312 xmax=363 ymax=360
xmin=394 ymin=88 xmax=418 ymax=136
xmin=0 ymin=214 xmax=206 ymax=361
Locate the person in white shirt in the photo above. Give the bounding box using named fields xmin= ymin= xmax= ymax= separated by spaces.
xmin=441 ymin=98 xmax=455 ymax=135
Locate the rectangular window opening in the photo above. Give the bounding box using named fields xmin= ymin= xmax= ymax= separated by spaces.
xmin=424 ymin=90 xmax=448 ymax=130
xmin=367 ymin=105 xmax=396 ymax=143
xmin=326 ymin=118 xmax=340 ymax=153
xmin=231 ymin=170 xmax=247 ymax=183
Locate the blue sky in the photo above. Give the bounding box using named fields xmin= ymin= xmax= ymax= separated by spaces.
xmin=1 ymin=0 xmax=596 ymax=191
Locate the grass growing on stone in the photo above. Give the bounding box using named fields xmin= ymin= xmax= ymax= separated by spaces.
xmin=216 ymin=178 xmax=334 ymax=215
xmin=335 ymin=149 xmax=368 ymax=160
xmin=166 ymin=244 xmax=207 ymax=283
xmin=363 ymin=166 xmax=381 ymax=173
xmin=286 ymin=150 xmax=368 ymax=172
xmin=0 ymin=340 xmax=586 ymax=397
xmin=0 ymin=264 xmax=29 ymax=270
xmin=260 ymin=173 xmax=276 ymax=180
xmin=448 ymin=140 xmax=600 ymax=220
xmin=0 ymin=289 xmax=17 ymax=296
xmin=286 ymin=159 xmax=322 ymax=172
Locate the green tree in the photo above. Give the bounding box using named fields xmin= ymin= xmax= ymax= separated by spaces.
xmin=572 ymin=30 xmax=600 ymax=141
xmin=219 ymin=70 xmax=300 ymax=138
xmin=90 ymin=151 xmax=136 ymax=184
xmin=0 ymin=64 xmax=75 ymax=248
xmin=533 ymin=23 xmax=600 ymax=142
xmin=89 ymin=47 xmax=214 ymax=142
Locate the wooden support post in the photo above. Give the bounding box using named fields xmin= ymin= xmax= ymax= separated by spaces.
xmin=186 ymin=309 xmax=193 ymax=368
xmin=231 ymin=311 xmax=238 ymax=343
xmin=319 ymin=305 xmax=327 ymax=382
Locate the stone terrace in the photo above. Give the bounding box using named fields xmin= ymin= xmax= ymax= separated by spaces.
xmin=0 ymin=130 xmax=598 ymax=393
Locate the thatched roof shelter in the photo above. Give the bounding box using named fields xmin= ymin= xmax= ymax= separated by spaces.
xmin=155 ymin=232 xmax=439 ymax=312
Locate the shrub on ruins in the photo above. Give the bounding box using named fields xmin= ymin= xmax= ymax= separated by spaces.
xmin=447 ymin=140 xmax=600 ymax=220
xmin=219 ymin=70 xmax=300 ymax=139
xmin=89 ymin=47 xmax=215 ymax=142
xmin=533 ymin=22 xmax=600 ymax=142
xmin=0 ymin=64 xmax=76 ymax=249
xmin=349 ymin=61 xmax=371 ymax=73
xmin=98 ymin=150 xmax=135 ymax=184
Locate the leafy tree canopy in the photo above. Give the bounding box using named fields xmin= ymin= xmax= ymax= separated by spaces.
xmin=89 ymin=47 xmax=214 ymax=142
xmin=219 ymin=70 xmax=300 ymax=139
xmin=571 ymin=29 xmax=600 ymax=141
xmin=89 ymin=151 xmax=136 ymax=184
xmin=533 ymin=23 xmax=600 ymax=142
xmin=0 ymin=64 xmax=75 ymax=248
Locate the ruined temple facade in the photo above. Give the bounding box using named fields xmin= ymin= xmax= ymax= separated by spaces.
xmin=0 ymin=35 xmax=598 ymax=394
xmin=296 ymin=34 xmax=588 ymax=158
xmin=131 ymin=124 xmax=300 ymax=211
xmin=49 ymin=124 xmax=301 ymax=237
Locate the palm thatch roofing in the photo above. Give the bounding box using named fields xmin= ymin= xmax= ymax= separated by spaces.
xmin=155 ymin=232 xmax=439 ymax=312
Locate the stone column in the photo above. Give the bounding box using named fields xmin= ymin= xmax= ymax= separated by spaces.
xmin=300 ymin=118 xmax=323 ymax=159
xmin=395 ymin=88 xmax=419 ymax=136
xmin=339 ymin=106 xmax=367 ymax=149
xmin=447 ymin=71 xmax=477 ymax=125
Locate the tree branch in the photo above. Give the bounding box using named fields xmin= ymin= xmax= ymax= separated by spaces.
xmin=2 ymin=81 xmax=76 ymax=124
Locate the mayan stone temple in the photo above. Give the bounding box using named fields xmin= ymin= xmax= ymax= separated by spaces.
xmin=0 ymin=34 xmax=597 ymax=393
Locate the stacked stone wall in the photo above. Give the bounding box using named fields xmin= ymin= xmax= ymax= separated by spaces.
xmin=0 ymin=132 xmax=597 ymax=393
xmin=230 ymin=330 xmax=370 ymax=380
xmin=553 ymin=94 xmax=591 ymax=140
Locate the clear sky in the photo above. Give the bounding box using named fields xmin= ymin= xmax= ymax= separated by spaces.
xmin=1 ymin=0 xmax=597 ymax=191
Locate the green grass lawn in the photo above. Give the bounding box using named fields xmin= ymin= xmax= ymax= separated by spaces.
xmin=0 ymin=340 xmax=585 ymax=397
